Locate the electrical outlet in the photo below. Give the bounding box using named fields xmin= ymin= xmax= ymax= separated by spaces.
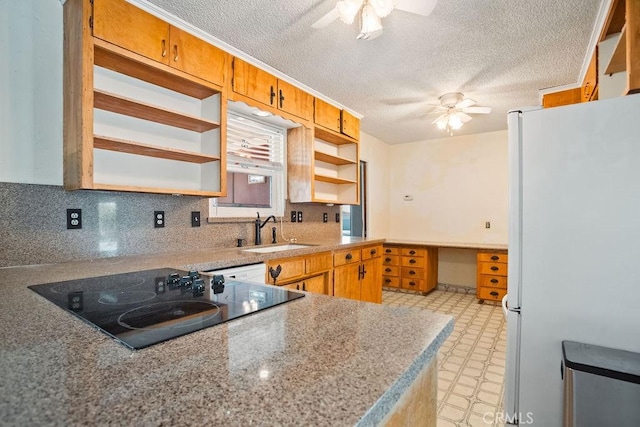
xmin=323 ymin=213 xmax=328 ymax=223
xmin=66 ymin=208 xmax=82 ymax=230
xmin=154 ymin=211 xmax=165 ymax=228
xmin=335 ymin=213 xmax=340 ymax=223
xmin=191 ymin=211 xmax=201 ymax=227
xmin=297 ymin=211 xmax=303 ymax=222
xmin=291 ymin=210 xmax=297 ymax=223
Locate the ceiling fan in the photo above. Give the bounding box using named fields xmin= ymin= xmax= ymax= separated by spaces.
xmin=312 ymin=0 xmax=438 ymax=40
xmin=428 ymin=92 xmax=492 ymax=135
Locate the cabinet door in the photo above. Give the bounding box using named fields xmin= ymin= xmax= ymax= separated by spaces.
xmin=305 ymin=253 xmax=333 ymax=274
xmin=302 ymin=274 xmax=328 ymax=294
xmin=333 ymin=264 xmax=361 ymax=300
xmin=232 ymin=58 xmax=277 ymax=107
xmin=340 ymin=110 xmax=360 ymax=139
xmin=169 ymin=26 xmax=226 ymax=86
xmin=277 ymin=80 xmax=313 ymax=121
xmin=314 ymin=98 xmax=341 ymax=133
xmin=265 ymin=257 xmax=305 ymax=284
xmin=361 ymin=258 xmax=382 ymax=304
xmin=582 ymin=50 xmax=598 ymax=102
xmin=93 ymin=0 xmax=169 ymax=65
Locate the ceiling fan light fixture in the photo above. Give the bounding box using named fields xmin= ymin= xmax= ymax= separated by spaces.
xmin=448 ymin=113 xmax=463 ymax=130
xmin=336 ymin=0 xmax=364 ymax=24
xmin=357 ymin=3 xmax=383 ymax=40
xmin=370 ymin=0 xmax=395 ymax=18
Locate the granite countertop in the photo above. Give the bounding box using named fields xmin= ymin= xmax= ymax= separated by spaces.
xmin=385 ymin=239 xmax=508 ymax=251
xmin=0 ymin=237 xmax=453 ymax=426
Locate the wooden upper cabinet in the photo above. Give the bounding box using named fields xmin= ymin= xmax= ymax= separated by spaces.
xmin=582 ymin=49 xmax=598 ymax=102
xmin=168 ymin=26 xmax=226 ymax=87
xmin=93 ymin=0 xmax=225 ymax=87
xmin=93 ymin=0 xmax=170 ymax=65
xmin=341 ymin=109 xmax=360 ymax=139
xmin=277 ymin=79 xmax=313 ymax=121
xmin=232 ymin=57 xmax=312 ymax=121
xmin=232 ymin=57 xmax=278 ymax=106
xmin=314 ymin=98 xmax=342 ymax=133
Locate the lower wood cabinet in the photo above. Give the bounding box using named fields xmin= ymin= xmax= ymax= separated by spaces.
xmin=382 ymin=245 xmax=438 ymax=295
xmin=476 ymin=250 xmax=508 ymax=303
xmin=333 ymin=245 xmax=382 ymax=304
xmin=265 ymin=252 xmax=333 ymax=295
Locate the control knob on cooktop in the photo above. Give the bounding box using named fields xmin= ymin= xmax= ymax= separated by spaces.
xmin=211 ymin=275 xmax=225 ymax=294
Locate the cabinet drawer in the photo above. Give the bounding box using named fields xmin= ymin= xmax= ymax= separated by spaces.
xmin=305 ymin=252 xmax=332 ymax=274
xmin=401 ymin=256 xmax=426 ymax=268
xmin=267 ymin=258 xmax=305 ymax=282
xmin=382 ymin=276 xmax=401 ymax=288
xmin=361 ymin=245 xmax=382 ymax=261
xmin=478 ymin=262 xmax=508 ymax=276
xmin=334 ymin=249 xmax=361 ymax=267
xmin=401 ymin=247 xmax=426 ymax=257
xmin=478 ymin=252 xmax=508 ymax=263
xmin=478 ymin=275 xmax=507 ymax=289
xmin=401 ymin=267 xmax=425 ymax=280
xmin=382 ymin=265 xmax=399 ymax=277
xmin=382 ymin=255 xmax=399 ymax=266
xmin=383 ymin=246 xmax=400 ymax=255
xmin=477 ymin=286 xmax=507 ymax=302
xmin=402 ymin=278 xmax=425 ymax=291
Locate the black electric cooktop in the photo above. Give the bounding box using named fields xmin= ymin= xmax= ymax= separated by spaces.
xmin=28 ymin=268 xmax=304 ymax=349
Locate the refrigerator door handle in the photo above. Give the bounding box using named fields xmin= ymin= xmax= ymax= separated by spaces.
xmin=502 ymin=294 xmax=521 ymax=318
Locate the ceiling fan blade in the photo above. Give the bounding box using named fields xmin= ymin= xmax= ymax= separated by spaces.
xmin=456 ymin=98 xmax=476 ymax=109
xmin=312 ymin=7 xmax=339 ymax=29
xmin=395 ymin=0 xmax=438 ymax=16
xmin=461 ymin=106 xmax=492 ymax=114
xmin=458 ymin=112 xmax=473 ymax=123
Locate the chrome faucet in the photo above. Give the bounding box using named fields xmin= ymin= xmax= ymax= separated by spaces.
xmin=255 ymin=212 xmax=277 ymax=245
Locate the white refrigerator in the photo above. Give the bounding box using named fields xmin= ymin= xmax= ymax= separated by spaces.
xmin=504 ymin=93 xmax=640 ymax=426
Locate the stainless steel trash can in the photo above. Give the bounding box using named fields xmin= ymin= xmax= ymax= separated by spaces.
xmin=562 ymin=341 xmax=640 ymax=427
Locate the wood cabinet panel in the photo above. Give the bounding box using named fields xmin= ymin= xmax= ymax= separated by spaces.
xmin=383 ymin=245 xmax=438 ymax=295
xmin=314 ymin=98 xmax=341 ymax=132
xmin=266 ymin=257 xmax=305 ymax=284
xmin=582 ymin=50 xmax=598 ymax=102
xmin=382 ymin=255 xmax=399 ymax=266
xmin=333 ymin=249 xmax=361 ymax=267
xmin=382 ymin=276 xmax=401 ymax=288
xmin=477 ymin=253 xmax=508 ymax=263
xmin=334 ymin=263 xmax=361 ymax=300
xmin=477 ymin=286 xmax=507 ymax=302
xmin=401 ymin=256 xmax=426 ymax=268
xmin=478 ymin=262 xmax=508 ymax=276
xmin=277 ymin=79 xmax=313 ymax=121
xmin=478 ymin=275 xmax=508 ymax=289
xmin=401 ymin=248 xmax=426 ymax=257
xmin=305 ymin=252 xmax=332 ymax=274
xmin=477 ymin=250 xmax=508 ymax=302
xmin=383 ymin=246 xmax=399 ymax=256
xmin=169 ymin=26 xmax=226 ymax=86
xmin=402 ymin=278 xmax=425 ymax=291
xmin=303 ymin=274 xmax=328 ymax=294
xmin=361 ymin=257 xmax=382 ymax=304
xmin=232 ymin=58 xmax=277 ymax=106
xmin=542 ymin=88 xmax=582 ymax=108
xmin=341 ymin=109 xmax=360 ymax=139
xmin=361 ymin=245 xmax=382 ymax=261
xmin=93 ymin=0 xmax=169 ymax=64
xmin=382 ymin=265 xmax=400 ymax=277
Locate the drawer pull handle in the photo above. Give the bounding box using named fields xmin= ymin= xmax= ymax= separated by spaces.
xmin=385 ymin=249 xmax=392 ymax=253
xmin=270 ymin=86 xmax=276 ymax=105
xmin=370 ymin=249 xmax=377 ymax=255
xmin=346 ymin=253 xmax=352 ymax=260
xmin=409 ymin=281 xmax=416 ymax=286
xmin=409 ymin=270 xmax=416 ymax=275
xmin=409 ymin=259 xmax=416 ymax=264
xmin=490 ymin=291 xmax=499 ymax=297
xmin=385 ymin=278 xmax=391 ymax=283
xmin=161 ymin=39 xmax=167 ymax=57
xmin=385 ymin=257 xmax=391 ymax=262
xmin=409 ymin=250 xmax=416 ymax=255
xmin=491 ymin=255 xmax=499 ymax=261
xmin=490 ymin=279 xmax=499 ymax=284
xmin=385 ymin=268 xmax=392 ymax=272
xmin=491 ymin=266 xmax=499 ymax=271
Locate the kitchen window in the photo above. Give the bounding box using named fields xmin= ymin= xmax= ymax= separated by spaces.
xmin=209 ymin=112 xmax=285 ymax=218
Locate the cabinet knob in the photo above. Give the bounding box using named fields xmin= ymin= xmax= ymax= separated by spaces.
xmin=385 ymin=268 xmax=391 ymax=272
xmin=409 ymin=250 xmax=416 ymax=255
xmin=302 ymin=282 xmax=306 ymax=291
xmin=490 ymin=278 xmax=499 ymax=284
xmin=370 ymin=249 xmax=376 ymax=255
xmin=491 ymin=266 xmax=499 ymax=271
xmin=409 ymin=270 xmax=416 ymax=275
xmin=409 ymin=259 xmax=416 ymax=264
xmin=490 ymin=291 xmax=499 ymax=297
xmin=409 ymin=281 xmax=416 ymax=286
xmin=385 ymin=249 xmax=392 ymax=253
xmin=346 ymin=253 xmax=352 ymax=260
xmin=385 ymin=278 xmax=391 ymax=283
xmin=385 ymin=257 xmax=391 ymax=262
xmin=491 ymin=255 xmax=499 ymax=261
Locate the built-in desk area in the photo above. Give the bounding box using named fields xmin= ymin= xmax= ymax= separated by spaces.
xmin=383 ymin=240 xmax=508 ymax=303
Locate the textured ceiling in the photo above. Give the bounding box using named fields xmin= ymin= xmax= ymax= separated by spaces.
xmin=145 ymin=0 xmax=605 ymax=144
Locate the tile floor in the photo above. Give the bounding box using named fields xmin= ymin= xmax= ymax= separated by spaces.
xmin=382 ymin=289 xmax=507 ymax=427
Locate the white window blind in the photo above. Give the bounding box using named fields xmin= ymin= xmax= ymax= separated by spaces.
xmin=227 ymin=112 xmax=284 ymax=170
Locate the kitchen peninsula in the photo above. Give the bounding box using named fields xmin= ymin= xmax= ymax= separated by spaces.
xmin=0 ymin=241 xmax=453 ymax=426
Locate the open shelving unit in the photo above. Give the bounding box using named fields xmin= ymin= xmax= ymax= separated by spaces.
xmin=63 ymin=0 xmax=227 ymax=197
xmin=600 ymin=0 xmax=640 ymax=94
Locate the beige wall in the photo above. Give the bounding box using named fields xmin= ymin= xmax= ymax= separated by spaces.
xmin=360 ymin=131 xmax=391 ymax=239
xmin=387 ymin=130 xmax=509 ymax=287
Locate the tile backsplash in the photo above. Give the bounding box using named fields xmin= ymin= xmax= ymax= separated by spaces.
xmin=0 ymin=182 xmax=341 ymax=267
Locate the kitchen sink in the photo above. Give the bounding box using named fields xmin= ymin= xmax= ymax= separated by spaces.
xmin=242 ymin=244 xmax=312 ymax=254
